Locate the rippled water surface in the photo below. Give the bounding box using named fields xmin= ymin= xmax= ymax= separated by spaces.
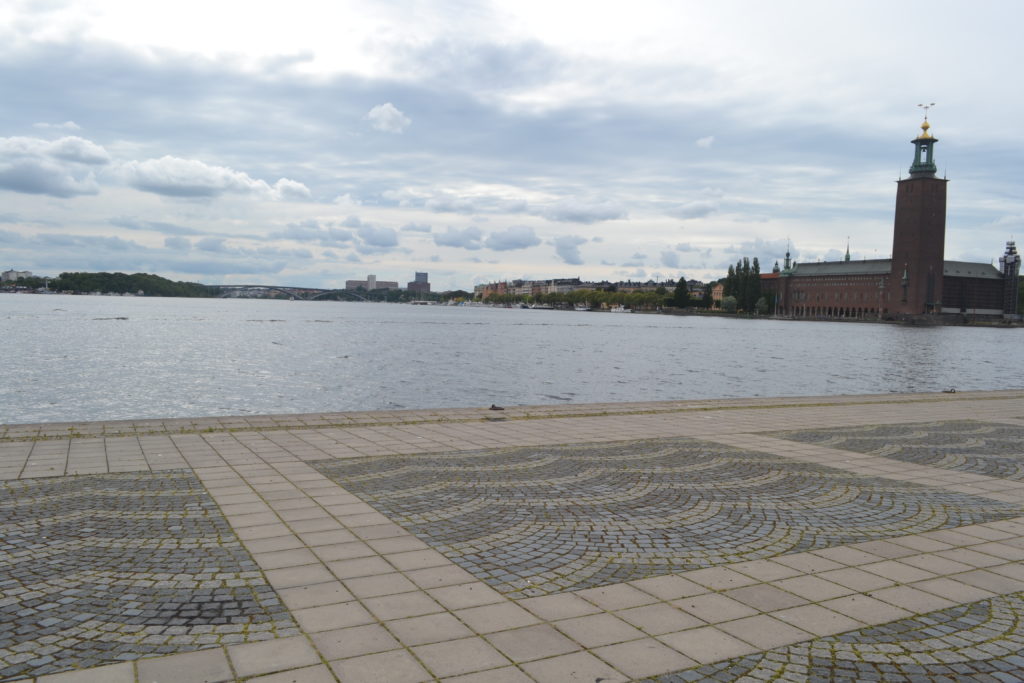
xmin=3 ymin=294 xmax=1022 ymax=424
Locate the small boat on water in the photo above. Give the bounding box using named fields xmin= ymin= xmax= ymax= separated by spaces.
xmin=574 ymin=304 xmax=590 ymax=312
xmin=608 ymin=304 xmax=630 ymax=313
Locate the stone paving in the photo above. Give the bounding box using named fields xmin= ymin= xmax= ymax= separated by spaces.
xmin=312 ymin=438 xmax=1022 ymax=598
xmin=1 ymin=390 xmax=1024 ymax=681
xmin=776 ymin=420 xmax=1024 ymax=481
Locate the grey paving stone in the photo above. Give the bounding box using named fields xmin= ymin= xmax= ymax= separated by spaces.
xmin=0 ymin=471 xmax=297 ymax=680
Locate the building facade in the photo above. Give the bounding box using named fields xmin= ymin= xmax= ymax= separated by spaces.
xmin=774 ymin=120 xmax=1019 ymax=320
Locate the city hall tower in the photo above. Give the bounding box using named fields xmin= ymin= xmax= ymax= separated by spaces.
xmin=889 ymin=118 xmax=948 ymax=314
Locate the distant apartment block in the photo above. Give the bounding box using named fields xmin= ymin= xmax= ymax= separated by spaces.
xmin=2 ymin=269 xmax=33 ymax=282
xmin=407 ymin=272 xmax=431 ymax=293
xmin=475 ymin=277 xmax=701 ymax=299
xmin=345 ymin=274 xmax=399 ymax=291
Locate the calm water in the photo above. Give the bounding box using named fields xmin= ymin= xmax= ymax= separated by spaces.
xmin=2 ymin=294 xmax=1021 ymax=424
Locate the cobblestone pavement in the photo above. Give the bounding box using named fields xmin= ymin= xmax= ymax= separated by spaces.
xmin=776 ymin=420 xmax=1024 ymax=481
xmin=0 ymin=471 xmax=297 ymax=681
xmin=650 ymin=591 xmax=1024 ymax=682
xmin=311 ymin=438 xmax=1022 ymax=598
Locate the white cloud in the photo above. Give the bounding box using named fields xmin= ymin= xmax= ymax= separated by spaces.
xmin=484 ymin=225 xmax=541 ymax=251
xmin=122 ymin=155 xmax=309 ymax=200
xmin=695 ymin=135 xmax=715 ymax=149
xmin=434 ymin=226 xmax=483 ymax=250
xmin=553 ymin=235 xmax=587 ymax=265
xmin=33 ymin=121 xmax=81 ymax=131
xmin=660 ymin=250 xmax=680 ymax=268
xmin=366 ymin=102 xmax=411 ymax=133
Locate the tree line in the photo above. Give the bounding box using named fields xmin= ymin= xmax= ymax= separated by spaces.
xmin=48 ymin=272 xmax=220 ymax=297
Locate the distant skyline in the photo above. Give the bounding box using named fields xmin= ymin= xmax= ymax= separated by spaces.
xmin=2 ymin=0 xmax=1023 ymax=292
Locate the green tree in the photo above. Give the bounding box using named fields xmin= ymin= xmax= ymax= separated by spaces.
xmin=671 ymin=276 xmax=690 ymax=307
xmin=721 ymin=295 xmax=738 ymax=313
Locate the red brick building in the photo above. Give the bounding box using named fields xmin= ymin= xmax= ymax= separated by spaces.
xmin=773 ymin=120 xmax=1020 ymax=321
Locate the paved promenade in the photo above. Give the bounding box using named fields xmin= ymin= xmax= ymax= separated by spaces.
xmin=3 ymin=390 xmax=1024 ymax=682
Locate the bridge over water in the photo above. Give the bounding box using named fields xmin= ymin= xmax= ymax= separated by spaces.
xmin=216 ymin=285 xmax=367 ymax=301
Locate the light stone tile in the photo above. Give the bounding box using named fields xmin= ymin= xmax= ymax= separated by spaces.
xmin=277 ymin=581 xmax=353 ymax=610
xmin=455 ymin=602 xmax=541 ymax=634
xmin=312 ymin=624 xmax=402 ymax=660
xmin=818 ymin=594 xmax=913 ymax=625
xmin=615 ymin=603 xmax=706 ymax=635
xmin=772 ymin=575 xmax=854 ymax=601
xmin=485 ymin=624 xmax=582 ymax=662
xmin=576 ymin=584 xmax=658 ymax=611
xmin=387 ymin=612 xmax=475 ymax=646
xmin=427 ymin=582 xmax=505 ymax=610
xmin=860 ymin=560 xmax=938 ymax=583
xmin=868 ymin=586 xmax=958 ymax=613
xmin=293 ymin=601 xmax=376 ymax=632
xmin=716 ymin=614 xmax=815 ymax=650
xmin=520 ymin=651 xmax=627 ymax=683
xmin=658 ymin=625 xmax=760 ymax=664
xmin=553 ymin=613 xmax=645 ymax=648
xmin=228 ymin=636 xmax=320 ymax=678
xmin=246 ymin=664 xmax=337 ymax=683
xmin=363 ymin=590 xmax=444 ymax=620
xmin=592 ymin=638 xmax=696 ymax=678
xmin=517 ymin=593 xmax=603 ymax=620
xmin=330 ymin=650 xmax=433 ymax=683
xmin=673 ymin=593 xmax=758 ymax=623
xmin=683 ymin=566 xmax=759 ymax=591
xmin=345 ymin=572 xmax=418 ymax=598
xmin=412 ymin=637 xmax=510 ymax=678
xmin=628 ymin=574 xmax=708 ymax=600
xmin=770 ymin=604 xmax=865 ymax=637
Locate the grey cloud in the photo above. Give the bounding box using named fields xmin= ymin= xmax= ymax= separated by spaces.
xmin=110 ymin=217 xmax=204 ymax=236
xmin=632 ymin=252 xmax=647 ymax=260
xmin=164 ymin=236 xmax=191 ymax=250
xmin=668 ymin=200 xmax=718 ymax=220
xmin=275 ymin=220 xmax=354 ymax=246
xmin=196 ymin=237 xmax=228 ymax=252
xmin=539 ymin=199 xmax=626 ymax=224
xmin=341 ymin=215 xmax=363 ymax=228
xmin=401 ymin=222 xmax=432 ymax=233
xmin=661 ymin=251 xmax=680 ymax=268
xmin=345 ymin=253 xmax=362 ymax=263
xmin=484 ymin=226 xmax=541 ymax=251
xmin=433 ymin=226 xmax=483 ymax=250
xmin=357 ymin=225 xmax=398 ymax=248
xmin=553 ymin=235 xmax=587 ymax=265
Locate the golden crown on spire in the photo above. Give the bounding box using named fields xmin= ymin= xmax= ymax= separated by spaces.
xmin=917 ymin=119 xmax=933 ymax=139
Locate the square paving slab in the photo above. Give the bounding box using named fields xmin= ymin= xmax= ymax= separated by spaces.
xmin=311 ymin=437 xmax=1022 ymax=598
xmin=775 ymin=420 xmax=1024 ymax=480
xmin=647 ymin=590 xmax=1024 ymax=681
xmin=0 ymin=471 xmax=297 ymax=680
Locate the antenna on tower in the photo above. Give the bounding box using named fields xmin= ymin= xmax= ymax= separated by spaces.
xmin=917 ymin=102 xmax=936 ymax=119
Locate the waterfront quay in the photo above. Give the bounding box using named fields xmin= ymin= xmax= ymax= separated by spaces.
xmin=4 ymin=392 xmax=1024 ymax=682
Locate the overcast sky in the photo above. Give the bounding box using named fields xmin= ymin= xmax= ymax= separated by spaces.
xmin=2 ymin=0 xmax=1022 ymax=291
